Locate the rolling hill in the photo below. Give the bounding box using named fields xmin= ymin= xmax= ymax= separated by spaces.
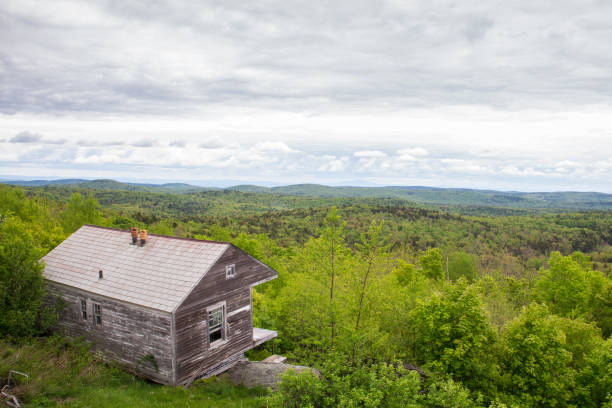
xmin=3 ymin=179 xmax=612 ymax=210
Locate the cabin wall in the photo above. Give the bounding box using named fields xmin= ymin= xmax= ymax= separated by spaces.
xmin=174 ymin=245 xmax=276 ymax=384
xmin=47 ymin=282 xmax=175 ymax=385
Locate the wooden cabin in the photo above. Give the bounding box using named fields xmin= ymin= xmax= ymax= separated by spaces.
xmin=41 ymin=224 xmax=278 ymax=385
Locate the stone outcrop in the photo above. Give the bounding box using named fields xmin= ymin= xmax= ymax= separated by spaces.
xmin=221 ymin=358 xmax=320 ymax=391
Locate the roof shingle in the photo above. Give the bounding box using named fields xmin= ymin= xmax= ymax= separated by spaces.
xmin=42 ymin=225 xmax=229 ymax=312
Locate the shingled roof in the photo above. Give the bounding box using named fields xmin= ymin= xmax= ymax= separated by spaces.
xmin=41 ymin=225 xmax=229 ymax=312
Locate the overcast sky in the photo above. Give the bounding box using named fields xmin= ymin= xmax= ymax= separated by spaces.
xmin=1 ymin=1 xmax=612 ymax=191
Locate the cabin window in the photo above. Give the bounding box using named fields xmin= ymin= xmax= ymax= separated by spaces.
xmin=208 ymin=304 xmax=225 ymax=345
xmin=93 ymin=303 xmax=102 ymax=326
xmin=80 ymin=299 xmax=87 ymax=320
xmin=225 ymin=264 xmax=236 ymax=279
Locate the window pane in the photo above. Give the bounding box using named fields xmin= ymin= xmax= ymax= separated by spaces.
xmin=209 ymin=329 xmax=222 ymax=343
xmin=93 ymin=303 xmax=101 ymax=325
xmin=208 ymin=305 xmax=224 ymax=343
xmin=226 ymin=265 xmax=235 ymax=278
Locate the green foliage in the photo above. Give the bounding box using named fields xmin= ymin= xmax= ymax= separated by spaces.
xmin=534 ymin=251 xmax=612 ymax=336
xmin=137 ymin=353 xmax=159 ymax=373
xmin=448 ymin=251 xmax=479 ymax=282
xmin=421 ymin=379 xmax=483 ymax=408
xmin=264 ymin=360 xmax=422 ymax=408
xmin=0 ymin=184 xmax=65 ymax=252
xmin=394 ymin=260 xmax=418 ymax=286
xmin=408 ymin=280 xmax=497 ymax=394
xmin=0 ymin=218 xmax=59 ymax=338
xmin=574 ymin=338 xmax=612 ymax=408
xmin=498 ymin=304 xmax=574 ymax=407
xmin=59 ymin=192 xmax=104 ymax=234
xmin=419 ymin=248 xmax=445 ymax=280
xmin=2 ymin=183 xmax=611 ymax=406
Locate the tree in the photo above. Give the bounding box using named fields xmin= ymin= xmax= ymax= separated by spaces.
xmin=59 ymin=192 xmax=104 ymax=234
xmin=273 ymin=208 xmax=352 ymax=360
xmin=321 ymin=207 xmax=345 ymax=349
xmin=351 ymin=219 xmax=388 ymax=364
xmin=408 ymin=279 xmax=497 ymax=395
xmin=419 ymin=248 xmax=444 ymax=281
xmin=0 ymin=218 xmax=58 ymax=338
xmin=499 ymin=304 xmax=574 ymax=407
xmin=448 ymin=251 xmax=479 ymax=282
xmin=534 ymin=251 xmax=612 ymax=336
xmin=575 ymin=338 xmax=612 ymax=408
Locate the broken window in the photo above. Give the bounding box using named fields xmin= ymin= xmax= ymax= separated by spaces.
xmin=225 ymin=264 xmax=236 ymax=279
xmin=81 ymin=299 xmax=87 ymax=320
xmin=208 ymin=304 xmax=225 ymax=345
xmin=93 ymin=303 xmax=102 ymax=326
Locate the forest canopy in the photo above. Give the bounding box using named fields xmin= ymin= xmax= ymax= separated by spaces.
xmin=1 ymin=183 xmax=611 ymax=407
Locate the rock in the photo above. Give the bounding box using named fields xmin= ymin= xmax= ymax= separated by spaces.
xmin=261 ymin=354 xmax=287 ymax=364
xmin=221 ymin=359 xmax=320 ymax=391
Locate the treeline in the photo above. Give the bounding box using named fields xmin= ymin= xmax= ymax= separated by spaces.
xmin=1 ymin=184 xmax=611 ymax=407
xmin=221 ymin=209 xmax=611 ymax=407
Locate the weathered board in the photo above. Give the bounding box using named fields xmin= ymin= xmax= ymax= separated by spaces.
xmin=44 ymin=238 xmax=277 ymax=386
xmin=174 ymin=245 xmax=277 ymax=384
xmin=47 ymin=282 xmax=175 ymax=384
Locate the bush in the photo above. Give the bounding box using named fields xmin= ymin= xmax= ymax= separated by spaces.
xmin=262 ymin=360 xmax=421 ymax=408
xmin=498 ymin=304 xmax=574 ymax=407
xmin=0 ymin=218 xmax=59 ymax=338
xmin=408 ymin=279 xmax=498 ymax=395
xmin=421 ymin=379 xmax=482 ymax=408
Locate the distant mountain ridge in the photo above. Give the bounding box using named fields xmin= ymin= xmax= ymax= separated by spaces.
xmin=3 ymin=178 xmax=612 ymax=210
xmin=3 ymin=178 xmax=214 ymax=193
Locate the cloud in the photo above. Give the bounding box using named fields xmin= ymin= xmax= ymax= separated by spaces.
xmin=2 ymin=1 xmax=612 ymax=191
xmin=10 ymin=131 xmax=42 ymax=143
xmin=441 ymin=158 xmax=487 ymax=173
xmin=398 ymin=147 xmax=428 ymax=157
xmin=354 ymin=150 xmax=386 ymax=158
xmin=198 ymin=137 xmax=227 ymax=149
xmin=318 ymin=155 xmax=348 ymax=172
xmin=500 ymin=166 xmax=547 ymax=177
xmin=254 ymin=141 xmax=299 ymax=153
xmin=130 ymin=139 xmax=155 ymax=147
xmin=169 ymin=140 xmax=186 ymax=147
xmin=3 ymin=1 xmax=612 ymax=116
xmin=77 ymin=139 xmax=125 ymax=146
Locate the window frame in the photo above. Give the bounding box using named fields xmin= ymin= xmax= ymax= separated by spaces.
xmin=225 ymin=264 xmax=236 ymax=279
xmin=93 ymin=302 xmax=102 ymax=326
xmin=207 ymin=301 xmax=227 ymax=348
xmin=80 ymin=299 xmax=88 ymax=320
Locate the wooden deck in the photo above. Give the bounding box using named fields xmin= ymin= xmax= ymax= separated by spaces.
xmin=252 ymin=327 xmax=277 ymax=348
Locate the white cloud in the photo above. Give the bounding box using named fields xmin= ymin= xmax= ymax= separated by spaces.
xmin=131 ymin=139 xmax=156 ymax=148
xmin=441 ymin=159 xmax=487 ymax=173
xmin=2 ymin=1 xmax=612 ymax=191
xmin=500 ymin=166 xmax=547 ymax=177
xmin=398 ymin=148 xmax=428 ymax=157
xmin=10 ymin=131 xmax=42 ymax=143
xmin=318 ymin=155 xmax=348 ymax=172
xmin=354 ymin=150 xmax=386 ymax=158
xmin=254 ymin=141 xmax=299 ymax=153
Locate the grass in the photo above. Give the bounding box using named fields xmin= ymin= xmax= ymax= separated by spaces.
xmin=0 ymin=335 xmax=267 ymax=407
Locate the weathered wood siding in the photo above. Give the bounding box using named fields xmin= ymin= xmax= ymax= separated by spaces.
xmin=47 ymin=282 xmax=175 ymax=385
xmin=174 ymin=245 xmax=277 ymax=384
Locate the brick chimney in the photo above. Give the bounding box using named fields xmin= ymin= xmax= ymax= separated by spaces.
xmin=130 ymin=227 xmax=139 ymax=245
xmin=139 ymin=229 xmax=148 ymax=246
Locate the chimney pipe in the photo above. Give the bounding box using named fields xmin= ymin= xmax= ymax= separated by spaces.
xmin=139 ymin=229 xmax=148 ymax=246
xmin=130 ymin=227 xmax=139 ymax=245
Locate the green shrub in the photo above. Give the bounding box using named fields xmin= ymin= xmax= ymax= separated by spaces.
xmin=408 ymin=279 xmax=498 ymax=395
